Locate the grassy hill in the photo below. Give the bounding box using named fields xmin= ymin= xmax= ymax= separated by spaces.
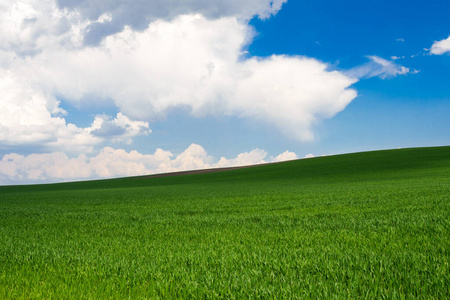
xmin=1 ymin=146 xmax=449 ymax=298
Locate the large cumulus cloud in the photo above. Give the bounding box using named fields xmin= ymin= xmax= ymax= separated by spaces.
xmin=1 ymin=10 xmax=357 ymax=146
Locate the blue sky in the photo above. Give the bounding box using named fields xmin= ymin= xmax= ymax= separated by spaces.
xmin=0 ymin=0 xmax=449 ymax=184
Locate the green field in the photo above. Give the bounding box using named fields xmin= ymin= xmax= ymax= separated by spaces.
xmin=1 ymin=146 xmax=449 ymax=298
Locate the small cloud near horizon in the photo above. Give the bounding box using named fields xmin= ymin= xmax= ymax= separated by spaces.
xmin=0 ymin=144 xmax=300 ymax=185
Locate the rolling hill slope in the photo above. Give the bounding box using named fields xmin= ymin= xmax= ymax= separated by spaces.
xmin=1 ymin=146 xmax=449 ymax=298
xmin=3 ymin=145 xmax=449 ymax=191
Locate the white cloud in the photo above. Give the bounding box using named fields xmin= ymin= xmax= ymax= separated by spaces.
xmin=215 ymin=148 xmax=268 ymax=168
xmin=234 ymin=55 xmax=357 ymax=141
xmin=88 ymin=147 xmax=172 ymax=178
xmin=0 ymin=0 xmax=86 ymax=55
xmin=0 ymin=152 xmax=91 ymax=181
xmin=1 ymin=7 xmax=358 ymax=145
xmin=347 ymin=55 xmax=413 ymax=79
xmin=0 ymin=70 xmax=150 ymax=153
xmin=0 ymin=70 xmax=100 ymax=153
xmin=0 ymin=0 xmax=286 ymax=50
xmin=272 ymin=150 xmax=298 ymax=162
xmin=0 ymin=144 xmax=299 ymax=184
xmin=430 ymin=36 xmax=450 ymax=55
xmin=88 ymin=113 xmax=151 ymax=144
xmin=369 ymin=55 xmax=410 ymax=78
xmin=55 ymin=0 xmax=287 ymax=44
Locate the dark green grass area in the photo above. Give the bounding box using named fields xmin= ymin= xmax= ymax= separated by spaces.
xmin=1 ymin=146 xmax=449 ymax=298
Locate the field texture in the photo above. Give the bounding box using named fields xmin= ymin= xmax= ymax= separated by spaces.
xmin=1 ymin=146 xmax=449 ymax=298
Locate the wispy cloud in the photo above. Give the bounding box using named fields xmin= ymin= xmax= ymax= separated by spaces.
xmin=346 ymin=55 xmax=414 ymax=79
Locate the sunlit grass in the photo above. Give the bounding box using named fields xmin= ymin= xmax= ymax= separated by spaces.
xmin=1 ymin=146 xmax=449 ymax=298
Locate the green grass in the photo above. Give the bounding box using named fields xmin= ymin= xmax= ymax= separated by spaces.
xmin=1 ymin=146 xmax=449 ymax=299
